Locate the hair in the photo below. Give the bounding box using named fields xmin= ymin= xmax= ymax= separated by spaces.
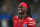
xmin=24 ymin=2 xmax=32 ymax=17
xmin=27 ymin=3 xmax=32 ymax=17
xmin=27 ymin=7 xmax=32 ymax=17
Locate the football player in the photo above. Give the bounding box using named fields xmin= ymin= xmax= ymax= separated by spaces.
xmin=13 ymin=2 xmax=36 ymax=27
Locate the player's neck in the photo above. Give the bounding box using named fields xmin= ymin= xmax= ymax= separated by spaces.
xmin=20 ymin=13 xmax=26 ymax=19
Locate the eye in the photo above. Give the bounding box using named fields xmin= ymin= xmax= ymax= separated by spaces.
xmin=18 ymin=8 xmax=21 ymax=9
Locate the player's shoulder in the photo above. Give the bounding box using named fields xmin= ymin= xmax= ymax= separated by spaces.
xmin=27 ymin=17 xmax=35 ymax=21
xmin=27 ymin=17 xmax=36 ymax=25
xmin=13 ymin=16 xmax=18 ymax=21
xmin=13 ymin=16 xmax=18 ymax=19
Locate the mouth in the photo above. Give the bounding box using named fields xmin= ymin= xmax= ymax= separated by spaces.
xmin=19 ymin=10 xmax=22 ymax=12
xmin=18 ymin=9 xmax=22 ymax=13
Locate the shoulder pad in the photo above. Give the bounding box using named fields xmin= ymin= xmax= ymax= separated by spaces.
xmin=13 ymin=16 xmax=18 ymax=21
xmin=28 ymin=17 xmax=33 ymax=20
xmin=28 ymin=17 xmax=36 ymax=25
xmin=13 ymin=16 xmax=18 ymax=18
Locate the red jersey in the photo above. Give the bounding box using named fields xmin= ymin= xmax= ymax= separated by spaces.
xmin=13 ymin=16 xmax=36 ymax=27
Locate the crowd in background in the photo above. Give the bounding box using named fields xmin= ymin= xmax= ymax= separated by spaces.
xmin=0 ymin=0 xmax=40 ymax=27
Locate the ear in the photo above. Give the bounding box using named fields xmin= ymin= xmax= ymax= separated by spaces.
xmin=26 ymin=7 xmax=28 ymax=11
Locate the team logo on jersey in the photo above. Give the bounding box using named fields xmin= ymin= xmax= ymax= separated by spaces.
xmin=23 ymin=24 xmax=27 ymax=27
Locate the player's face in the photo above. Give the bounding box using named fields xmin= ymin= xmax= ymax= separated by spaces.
xmin=18 ymin=6 xmax=28 ymax=15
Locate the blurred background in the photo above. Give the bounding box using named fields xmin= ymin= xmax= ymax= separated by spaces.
xmin=0 ymin=0 xmax=40 ymax=27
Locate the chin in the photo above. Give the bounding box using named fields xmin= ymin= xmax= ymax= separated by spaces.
xmin=19 ymin=13 xmax=24 ymax=15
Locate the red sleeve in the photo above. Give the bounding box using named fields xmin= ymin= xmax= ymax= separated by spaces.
xmin=28 ymin=19 xmax=36 ymax=27
xmin=13 ymin=16 xmax=18 ymax=24
xmin=13 ymin=16 xmax=18 ymax=22
xmin=13 ymin=16 xmax=18 ymax=27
